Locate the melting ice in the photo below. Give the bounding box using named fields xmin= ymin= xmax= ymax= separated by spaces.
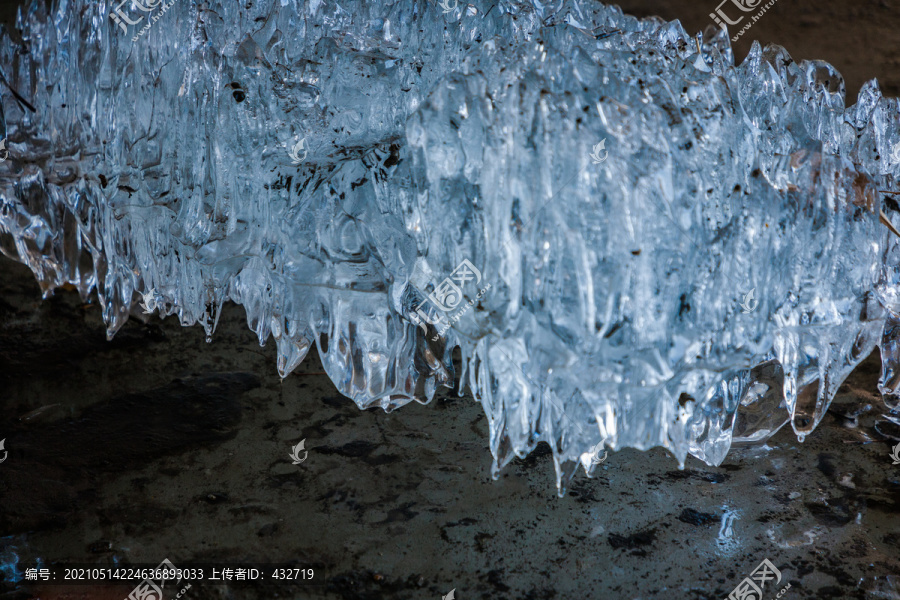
xmin=2 ymin=0 xmax=900 ymax=493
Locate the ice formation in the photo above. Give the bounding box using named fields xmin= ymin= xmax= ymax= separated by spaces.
xmin=2 ymin=0 xmax=900 ymax=493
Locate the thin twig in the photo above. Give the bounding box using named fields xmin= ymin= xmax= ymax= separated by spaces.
xmin=0 ymin=69 xmax=36 ymax=113
xmin=878 ymin=191 xmax=900 ymax=238
xmin=880 ymin=209 xmax=900 ymax=238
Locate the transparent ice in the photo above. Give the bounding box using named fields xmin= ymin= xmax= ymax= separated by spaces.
xmin=2 ymin=0 xmax=900 ymax=493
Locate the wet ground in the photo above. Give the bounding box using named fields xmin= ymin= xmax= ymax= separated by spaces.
xmin=1 ymin=246 xmax=900 ymax=600
xmin=2 ymin=0 xmax=900 ymax=599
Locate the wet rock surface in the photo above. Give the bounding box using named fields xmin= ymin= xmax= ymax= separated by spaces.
xmin=1 ymin=250 xmax=899 ymax=600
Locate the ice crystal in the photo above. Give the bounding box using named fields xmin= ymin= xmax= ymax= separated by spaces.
xmin=2 ymin=0 xmax=900 ymax=493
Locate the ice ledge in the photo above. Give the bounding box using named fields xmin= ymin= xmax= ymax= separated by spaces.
xmin=1 ymin=0 xmax=900 ymax=493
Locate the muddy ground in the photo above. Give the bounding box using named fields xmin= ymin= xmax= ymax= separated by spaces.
xmin=2 ymin=0 xmax=900 ymax=599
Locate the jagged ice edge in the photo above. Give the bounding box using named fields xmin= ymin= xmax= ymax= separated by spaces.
xmin=1 ymin=0 xmax=900 ymax=494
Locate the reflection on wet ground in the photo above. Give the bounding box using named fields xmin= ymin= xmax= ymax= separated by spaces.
xmin=1 ymin=257 xmax=899 ymax=599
